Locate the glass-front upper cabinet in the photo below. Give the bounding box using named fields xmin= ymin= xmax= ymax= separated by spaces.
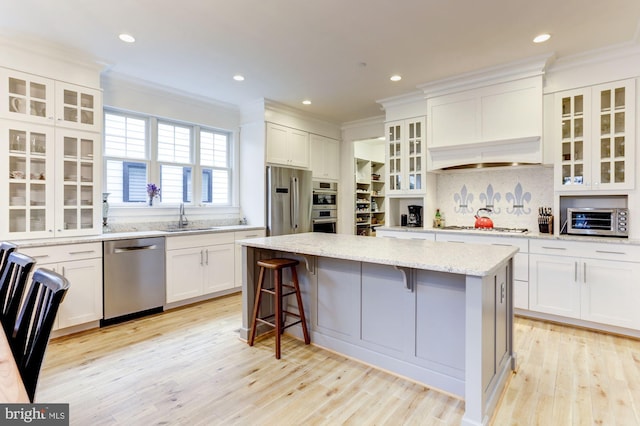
xmin=0 ymin=120 xmax=55 ymax=239
xmin=386 ymin=122 xmax=402 ymax=194
xmin=55 ymin=82 xmax=102 ymax=132
xmin=55 ymin=130 xmax=101 ymax=236
xmin=0 ymin=68 xmax=55 ymax=125
xmin=385 ymin=117 xmax=426 ymax=195
xmin=556 ymin=79 xmax=635 ymax=191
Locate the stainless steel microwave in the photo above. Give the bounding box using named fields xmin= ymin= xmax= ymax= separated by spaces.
xmin=566 ymin=208 xmax=629 ymax=237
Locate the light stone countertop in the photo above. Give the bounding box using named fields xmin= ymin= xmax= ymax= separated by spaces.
xmin=11 ymin=225 xmax=265 ymax=248
xmin=379 ymin=226 xmax=640 ymax=245
xmin=237 ymin=232 xmax=518 ymax=277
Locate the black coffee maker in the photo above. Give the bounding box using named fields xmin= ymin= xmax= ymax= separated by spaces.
xmin=407 ymin=205 xmax=423 ymax=227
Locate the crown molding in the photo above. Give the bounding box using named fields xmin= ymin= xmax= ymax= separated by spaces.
xmin=341 ymin=115 xmax=385 ymax=131
xmin=417 ymin=53 xmax=554 ymax=99
xmin=376 ymin=90 xmax=425 ymax=110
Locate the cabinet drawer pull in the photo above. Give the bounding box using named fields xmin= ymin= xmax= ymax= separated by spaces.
xmin=491 ymin=243 xmax=511 ymax=247
xmin=574 ymin=262 xmax=578 ymax=282
xmin=595 ymin=250 xmax=626 ymax=255
xmin=69 ymin=250 xmax=96 ymax=255
xmin=243 ymin=234 xmax=259 ymax=238
xmin=584 ymin=263 xmax=587 ymax=284
xmin=541 ymin=246 xmax=566 ymax=250
xmin=32 ymin=254 xmax=50 ymax=259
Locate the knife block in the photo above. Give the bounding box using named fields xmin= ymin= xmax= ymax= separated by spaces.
xmin=538 ymin=216 xmax=553 ymax=234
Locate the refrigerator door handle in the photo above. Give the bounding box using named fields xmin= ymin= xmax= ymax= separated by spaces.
xmin=291 ymin=176 xmax=299 ymax=230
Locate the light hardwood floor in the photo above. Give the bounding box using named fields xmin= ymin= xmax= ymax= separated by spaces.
xmin=38 ymin=294 xmax=640 ymax=425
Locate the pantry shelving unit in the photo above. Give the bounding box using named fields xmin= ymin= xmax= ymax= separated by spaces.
xmin=354 ymin=158 xmax=385 ymax=236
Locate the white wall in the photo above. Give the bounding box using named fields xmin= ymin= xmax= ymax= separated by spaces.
xmin=354 ymin=138 xmax=385 ymax=162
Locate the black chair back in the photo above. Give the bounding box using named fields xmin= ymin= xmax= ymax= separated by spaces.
xmin=0 ymin=252 xmax=36 ymax=337
xmin=11 ymin=268 xmax=70 ymax=402
xmin=0 ymin=242 xmax=18 ymax=281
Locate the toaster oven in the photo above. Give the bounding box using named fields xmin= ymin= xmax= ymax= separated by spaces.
xmin=566 ymin=208 xmax=629 ymax=237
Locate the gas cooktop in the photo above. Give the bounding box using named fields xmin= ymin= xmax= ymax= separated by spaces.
xmin=441 ymin=225 xmax=529 ymax=234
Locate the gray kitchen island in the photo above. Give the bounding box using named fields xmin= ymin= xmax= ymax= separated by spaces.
xmin=237 ymin=232 xmax=518 ymax=426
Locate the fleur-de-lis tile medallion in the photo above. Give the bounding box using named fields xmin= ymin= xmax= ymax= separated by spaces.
xmin=454 ymin=184 xmax=474 ymax=214
xmin=506 ymin=183 xmax=532 ymax=216
xmin=479 ymin=184 xmax=501 ymax=214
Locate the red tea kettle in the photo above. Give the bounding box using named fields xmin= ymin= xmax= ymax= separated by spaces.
xmin=474 ymin=208 xmax=494 ymax=229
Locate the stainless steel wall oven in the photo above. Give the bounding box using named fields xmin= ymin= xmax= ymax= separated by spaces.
xmin=312 ymin=181 xmax=337 ymax=233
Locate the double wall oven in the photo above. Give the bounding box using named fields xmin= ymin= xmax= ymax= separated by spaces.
xmin=312 ymin=181 xmax=337 ymax=233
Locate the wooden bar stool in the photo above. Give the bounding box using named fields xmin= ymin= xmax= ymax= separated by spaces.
xmin=248 ymin=258 xmax=310 ymax=359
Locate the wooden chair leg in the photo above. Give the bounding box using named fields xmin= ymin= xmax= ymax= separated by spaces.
xmin=248 ymin=266 xmax=266 ymax=346
xmin=274 ymin=269 xmax=281 ymax=360
xmin=291 ymin=266 xmax=310 ymax=344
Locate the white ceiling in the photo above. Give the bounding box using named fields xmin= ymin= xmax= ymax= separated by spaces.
xmin=2 ymin=0 xmax=640 ymax=124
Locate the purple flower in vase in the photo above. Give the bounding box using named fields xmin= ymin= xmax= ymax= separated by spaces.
xmin=147 ymin=183 xmax=160 ymax=200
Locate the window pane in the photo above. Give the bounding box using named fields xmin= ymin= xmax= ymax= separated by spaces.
xmin=158 ymin=123 xmax=191 ymax=163
xmin=104 ymin=113 xmax=146 ymax=159
xmin=202 ymin=169 xmax=212 ymax=203
xmin=211 ymin=169 xmax=229 ymax=205
xmin=161 ymin=165 xmax=192 ymax=203
xmin=200 ymin=130 xmax=229 ymax=167
xmin=105 ymin=160 xmax=147 ymax=203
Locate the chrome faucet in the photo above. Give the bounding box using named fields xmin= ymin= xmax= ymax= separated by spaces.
xmin=178 ymin=203 xmax=189 ymax=228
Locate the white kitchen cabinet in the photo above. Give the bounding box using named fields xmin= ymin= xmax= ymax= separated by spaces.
xmin=20 ymin=242 xmax=103 ymax=331
xmin=1 ymin=120 xmax=101 ymax=239
xmin=385 ymin=117 xmax=426 ymax=195
xmin=529 ymin=239 xmax=640 ymax=330
xmin=166 ymin=232 xmax=235 ymax=303
xmin=310 ymin=134 xmax=339 ymax=180
xmin=555 ymin=79 xmax=635 ymax=191
xmin=234 ymin=229 xmax=266 ymax=288
xmin=266 ymin=122 xmax=309 ymax=168
xmin=435 ymin=233 xmax=529 ymax=309
xmin=1 ymin=68 xmax=102 ymax=133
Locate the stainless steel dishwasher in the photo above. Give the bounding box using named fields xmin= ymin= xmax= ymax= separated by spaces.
xmin=102 ymin=237 xmax=166 ymax=324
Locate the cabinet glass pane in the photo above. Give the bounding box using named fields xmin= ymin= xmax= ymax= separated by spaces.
xmin=9 ymin=96 xmax=26 ymax=114
xmin=30 ymin=100 xmax=46 ymax=117
xmin=81 ymin=138 xmax=93 ymax=159
xmin=409 ymin=123 xmax=415 ymax=139
xmin=30 ymin=182 xmax=46 ymax=206
xmin=9 ymin=183 xmax=26 ymax=206
xmin=80 ymin=186 xmax=93 ymax=206
xmin=601 ymin=114 xmax=610 ymax=135
xmin=600 ymin=138 xmax=611 ymax=159
xmin=614 ymin=112 xmax=624 ymax=133
xmin=415 ymin=122 xmax=421 ymax=137
xmin=574 ymin=95 xmax=583 ymax=115
xmin=31 ymin=132 xmax=46 ymax=154
xmin=574 ymin=141 xmax=583 ymax=161
xmin=64 ymin=210 xmax=77 ymax=230
xmin=562 ymin=165 xmax=571 ymax=185
xmin=409 ymin=141 xmax=414 ymax=155
xmin=64 ymin=185 xmax=78 ymax=206
xmin=9 ymin=78 xmax=27 ymax=96
xmin=574 ymin=164 xmax=583 ymax=184
xmin=30 ymin=158 xmax=46 ymax=182
xmin=64 ymin=106 xmax=78 ymax=123
xmin=30 ymin=82 xmax=46 ymax=100
xmin=395 ymin=175 xmax=401 ymax=189
xmin=81 ymin=93 xmax=94 ymax=108
xmin=30 ymin=210 xmax=45 ymax=232
xmin=614 ymin=161 xmax=625 ymax=183
xmin=600 ymin=162 xmax=611 ymax=184
xmin=81 ymin=110 xmax=94 ymax=125
xmin=9 ymin=130 xmax=27 ymax=151
xmin=409 ymin=157 xmax=414 ymax=172
xmin=614 ymin=137 xmax=625 ymax=157
xmin=574 ymin=118 xmax=583 ymax=137
xmin=415 ymin=140 xmax=421 ymax=154
xmin=81 ymin=163 xmax=93 ymax=183
xmin=561 ymin=97 xmax=571 ymax=115
xmin=614 ymin=88 xmax=625 ymax=109
xmin=562 ymin=142 xmax=571 ymax=161
xmin=562 ymin=120 xmax=571 ymax=139
xmin=600 ymin=90 xmax=611 ymax=111
xmin=10 ymin=211 xmax=26 ymax=232
xmin=64 ymin=89 xmax=78 ymax=106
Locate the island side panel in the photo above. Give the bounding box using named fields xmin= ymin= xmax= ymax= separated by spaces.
xmin=462 ymin=260 xmax=514 ymax=426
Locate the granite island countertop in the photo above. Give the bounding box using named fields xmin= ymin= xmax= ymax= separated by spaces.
xmin=237 ymin=232 xmax=517 ymax=277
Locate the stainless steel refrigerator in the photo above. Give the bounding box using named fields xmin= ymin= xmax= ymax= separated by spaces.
xmin=266 ymin=166 xmax=312 ymax=236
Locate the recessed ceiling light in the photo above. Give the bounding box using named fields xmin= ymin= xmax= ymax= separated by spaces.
xmin=233 ymin=75 xmax=245 ymax=81
xmin=118 ymin=33 xmax=136 ymax=43
xmin=390 ymin=75 xmax=402 ymax=82
xmin=302 ymin=100 xmax=312 ymax=105
xmin=533 ymin=33 xmax=551 ymax=43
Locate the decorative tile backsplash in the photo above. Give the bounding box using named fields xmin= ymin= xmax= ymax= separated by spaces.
xmin=436 ymin=167 xmax=554 ymax=230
